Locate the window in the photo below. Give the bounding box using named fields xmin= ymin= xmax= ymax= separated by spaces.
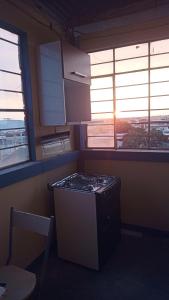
xmin=0 ymin=26 xmax=31 ymax=169
xmin=88 ymin=39 xmax=169 ymax=151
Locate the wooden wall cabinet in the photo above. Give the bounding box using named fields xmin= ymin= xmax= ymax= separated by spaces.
xmin=39 ymin=41 xmax=91 ymax=125
xmin=62 ymin=41 xmax=90 ymax=85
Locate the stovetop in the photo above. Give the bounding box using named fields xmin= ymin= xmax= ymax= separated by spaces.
xmin=51 ymin=173 xmax=117 ymax=192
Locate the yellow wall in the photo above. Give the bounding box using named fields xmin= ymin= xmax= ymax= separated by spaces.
xmin=0 ymin=1 xmax=77 ymax=267
xmin=84 ymin=159 xmax=169 ymax=231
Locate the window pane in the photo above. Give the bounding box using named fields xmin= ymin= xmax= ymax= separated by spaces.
xmin=116 ymin=98 xmax=148 ymax=113
xmin=0 ymin=40 xmax=21 ymax=73
xmin=92 ymin=113 xmax=114 ymax=120
xmin=117 ymin=134 xmax=148 ymax=149
xmin=117 ymin=110 xmax=148 ymax=120
xmin=88 ymin=124 xmax=114 ymax=136
xmin=151 ymin=96 xmax=169 ymax=109
xmin=116 ymin=84 xmax=148 ymax=99
xmin=91 ymin=89 xmax=113 ymax=101
xmin=116 ymin=121 xmax=148 ymax=149
xmin=151 ymin=53 xmax=169 ymax=68
xmin=150 ymin=125 xmax=169 ymax=149
xmin=0 ymin=112 xmax=26 ymax=129
xmin=115 ymin=43 xmax=148 ymax=60
xmin=0 ymin=145 xmax=29 ymax=169
xmin=116 ymin=122 xmax=148 ymax=133
xmin=0 ymin=129 xmax=28 ymax=149
xmin=151 ymin=39 xmax=169 ymax=55
xmin=150 ymin=68 xmax=169 ymax=82
xmin=0 ymin=72 xmax=22 ymax=91
xmin=150 ymin=110 xmax=169 ymax=121
xmin=88 ymin=137 xmax=114 ymax=148
xmin=150 ymin=124 xmax=169 ymax=133
xmin=0 ymin=91 xmax=24 ymax=109
xmin=89 ymin=50 xmax=113 ymax=64
xmin=0 ymin=28 xmax=18 ymax=43
xmin=116 ymin=57 xmax=148 ymax=73
xmin=91 ymin=62 xmax=113 ymax=76
xmin=151 ymin=82 xmax=169 ymax=96
xmin=91 ymin=101 xmax=113 ymax=113
xmin=91 ymin=77 xmax=113 ymax=89
xmin=116 ymin=71 xmax=148 ymax=86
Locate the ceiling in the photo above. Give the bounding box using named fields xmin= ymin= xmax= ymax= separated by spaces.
xmin=33 ymin=0 xmax=169 ymax=30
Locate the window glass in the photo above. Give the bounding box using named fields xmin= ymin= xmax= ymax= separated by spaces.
xmin=116 ymin=57 xmax=148 ymax=73
xmin=115 ymin=43 xmax=148 ymax=60
xmin=0 ymin=71 xmax=22 ymax=91
xmin=151 ymin=53 xmax=169 ymax=68
xmin=91 ymin=89 xmax=113 ymax=101
xmin=117 ymin=135 xmax=148 ymax=149
xmin=91 ymin=62 xmax=113 ymax=76
xmin=150 ymin=68 xmax=169 ymax=82
xmin=0 ymin=26 xmax=30 ymax=169
xmin=0 ymin=40 xmax=21 ymax=73
xmin=0 ymin=91 xmax=24 ymax=109
xmin=116 ymin=85 xmax=148 ymax=99
xmin=151 ymin=96 xmax=169 ymax=109
xmin=150 ymin=124 xmax=169 ymax=149
xmin=116 ymin=98 xmax=148 ymax=113
xmin=88 ymin=125 xmax=114 ymax=136
xmin=116 ymin=71 xmax=148 ymax=86
xmin=0 ymin=28 xmax=18 ymax=43
xmin=0 ymin=112 xmax=25 ymax=128
xmin=150 ymin=109 xmax=169 ymax=120
xmin=0 ymin=146 xmax=29 ymax=169
xmin=0 ymin=129 xmax=28 ymax=149
xmin=91 ymin=101 xmax=113 ymax=113
xmin=91 ymin=113 xmax=114 ymax=120
xmin=116 ymin=110 xmax=148 ymax=120
xmin=150 ymin=39 xmax=169 ymax=55
xmin=89 ymin=50 xmax=113 ymax=64
xmin=88 ymin=137 xmax=114 ymax=148
xmin=151 ymin=82 xmax=169 ymax=96
xmin=91 ymin=77 xmax=113 ymax=89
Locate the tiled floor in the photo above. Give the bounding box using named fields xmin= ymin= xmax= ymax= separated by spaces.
xmin=30 ymin=234 xmax=169 ymax=300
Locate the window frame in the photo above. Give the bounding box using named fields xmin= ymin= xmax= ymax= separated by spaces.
xmin=0 ymin=20 xmax=36 ymax=170
xmin=87 ymin=37 xmax=169 ymax=153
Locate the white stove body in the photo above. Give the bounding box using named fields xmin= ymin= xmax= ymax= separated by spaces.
xmin=54 ymin=188 xmax=99 ymax=270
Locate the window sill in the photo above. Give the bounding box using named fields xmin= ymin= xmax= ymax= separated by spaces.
xmin=0 ymin=151 xmax=80 ymax=188
xmin=81 ymin=149 xmax=169 ymax=163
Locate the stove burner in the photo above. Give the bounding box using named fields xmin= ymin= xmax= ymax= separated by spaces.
xmin=53 ymin=173 xmax=117 ymax=192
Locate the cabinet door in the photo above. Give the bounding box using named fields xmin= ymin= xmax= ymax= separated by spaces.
xmin=62 ymin=41 xmax=91 ymax=85
xmin=39 ymin=42 xmax=66 ymax=125
xmin=64 ymin=79 xmax=91 ymax=123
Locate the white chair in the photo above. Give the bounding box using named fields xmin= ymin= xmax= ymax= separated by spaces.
xmin=0 ymin=207 xmax=54 ymax=300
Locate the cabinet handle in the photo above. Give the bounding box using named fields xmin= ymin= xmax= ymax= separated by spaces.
xmin=71 ymin=71 xmax=87 ymax=78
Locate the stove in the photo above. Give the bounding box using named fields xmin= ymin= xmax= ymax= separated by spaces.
xmin=50 ymin=173 xmax=121 ymax=270
xmin=50 ymin=173 xmax=119 ymax=193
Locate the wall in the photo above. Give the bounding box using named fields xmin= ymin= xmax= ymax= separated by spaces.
xmin=84 ymin=159 xmax=169 ymax=231
xmin=0 ymin=1 xmax=77 ymax=267
xmin=79 ymin=4 xmax=169 ymax=231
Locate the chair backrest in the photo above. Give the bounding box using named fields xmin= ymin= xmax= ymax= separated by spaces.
xmin=12 ymin=208 xmax=51 ymax=237
xmin=6 ymin=207 xmax=54 ymax=293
